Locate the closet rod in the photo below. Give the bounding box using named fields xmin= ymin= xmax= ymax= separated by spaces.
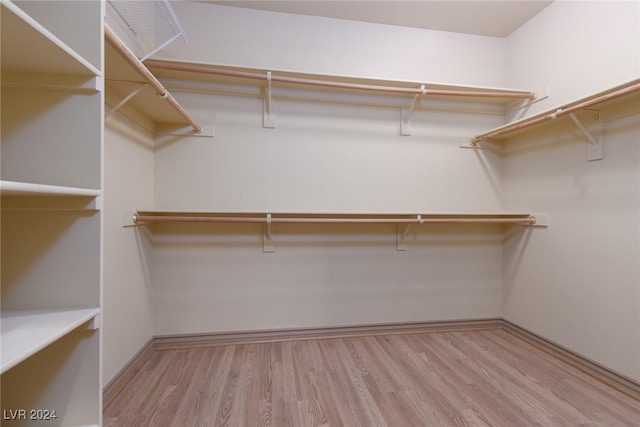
xmin=471 ymin=80 xmax=640 ymax=144
xmin=144 ymin=60 xmax=536 ymax=100
xmin=133 ymin=214 xmax=536 ymax=225
xmin=104 ymin=27 xmax=202 ymax=134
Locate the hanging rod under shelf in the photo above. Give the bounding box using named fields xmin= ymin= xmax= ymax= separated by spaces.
xmin=104 ymin=26 xmax=202 ymax=134
xmin=144 ymin=60 xmax=536 ymax=101
xmin=132 ymin=212 xmax=538 ymax=226
xmin=471 ymin=79 xmax=640 ymax=145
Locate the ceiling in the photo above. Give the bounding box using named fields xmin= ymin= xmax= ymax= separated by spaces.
xmin=205 ymin=1 xmax=554 ymax=37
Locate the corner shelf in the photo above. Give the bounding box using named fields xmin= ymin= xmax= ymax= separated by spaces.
xmin=104 ymin=27 xmax=205 ymax=135
xmin=1 ymin=308 xmax=100 ymax=374
xmin=105 ymin=41 xmax=191 ymax=127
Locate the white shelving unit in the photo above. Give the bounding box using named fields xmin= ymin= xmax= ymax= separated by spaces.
xmin=1 ymin=0 xmax=104 ymax=425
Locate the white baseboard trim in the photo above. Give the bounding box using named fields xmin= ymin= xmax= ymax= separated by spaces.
xmin=103 ymin=338 xmax=155 ymax=411
xmin=503 ymin=320 xmax=640 ymax=401
xmin=153 ymin=318 xmax=503 ymax=350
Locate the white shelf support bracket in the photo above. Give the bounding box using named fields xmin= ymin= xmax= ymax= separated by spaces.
xmin=83 ymin=314 xmax=101 ymax=331
xmin=1 ymin=72 xmax=102 ymax=93
xmin=568 ymin=112 xmax=603 ymax=161
xmin=263 ymin=213 xmax=274 ymax=252
xmin=400 ymin=84 xmax=425 ymax=136
xmin=396 ymin=215 xmax=422 ymax=251
xmin=263 ymin=71 xmax=276 ymax=128
xmin=106 ymin=83 xmax=145 ymax=117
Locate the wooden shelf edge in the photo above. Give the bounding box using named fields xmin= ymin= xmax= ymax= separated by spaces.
xmin=0 ymin=308 xmax=100 ymax=374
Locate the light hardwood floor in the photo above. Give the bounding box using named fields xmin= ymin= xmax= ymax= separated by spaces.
xmin=104 ymin=328 xmax=640 ymax=426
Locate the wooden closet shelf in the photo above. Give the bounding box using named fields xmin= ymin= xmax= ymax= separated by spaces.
xmin=131 ymin=211 xmax=546 ymax=226
xmin=471 ymin=78 xmax=640 ymax=144
xmin=145 ymin=59 xmax=536 ymax=106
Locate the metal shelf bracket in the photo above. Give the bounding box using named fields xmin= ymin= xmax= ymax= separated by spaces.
xmin=263 ymin=71 xmax=276 ymax=128
xmin=107 ymin=83 xmax=146 ymax=117
xmin=400 ymin=84 xmax=426 ymax=136
xmin=396 ymin=215 xmax=423 ymax=251
xmin=567 ymin=112 xmax=603 ymax=161
xmin=264 ymin=213 xmax=274 ymax=252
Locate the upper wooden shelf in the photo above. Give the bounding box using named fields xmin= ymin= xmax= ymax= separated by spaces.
xmin=106 ymin=55 xmax=536 ymax=136
xmin=145 ymin=58 xmax=536 ymax=108
xmin=0 ymin=0 xmax=100 ymax=76
xmin=471 ymin=78 xmax=640 ymax=145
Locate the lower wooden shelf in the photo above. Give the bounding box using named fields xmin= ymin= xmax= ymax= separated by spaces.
xmin=0 ymin=308 xmax=100 ymax=374
xmin=130 ymin=210 xmax=546 ymax=226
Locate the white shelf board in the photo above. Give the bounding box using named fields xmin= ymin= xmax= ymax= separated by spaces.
xmin=1 ymin=308 xmax=100 ymax=374
xmin=0 ymin=0 xmax=100 ymax=76
xmin=0 ymin=180 xmax=101 ymax=197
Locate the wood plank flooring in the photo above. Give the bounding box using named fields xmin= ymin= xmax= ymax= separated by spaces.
xmin=104 ymin=328 xmax=640 ymax=426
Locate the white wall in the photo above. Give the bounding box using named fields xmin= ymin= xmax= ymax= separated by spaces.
xmin=150 ymin=2 xmax=511 ymax=336
xmin=504 ymin=0 xmax=640 ymax=381
xmin=154 ymin=92 xmax=506 ymax=213
xmin=153 ymin=222 xmax=505 ymax=335
xmin=103 ymin=113 xmax=155 ymax=384
xmin=164 ymin=2 xmax=507 ymax=88
xmin=503 ymin=99 xmax=640 ymax=382
xmin=506 ymin=0 xmax=640 ymax=119
xmin=105 ymin=0 xmax=640 ymax=385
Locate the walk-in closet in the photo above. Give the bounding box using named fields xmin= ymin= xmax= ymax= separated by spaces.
xmin=1 ymin=1 xmax=639 ymax=425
